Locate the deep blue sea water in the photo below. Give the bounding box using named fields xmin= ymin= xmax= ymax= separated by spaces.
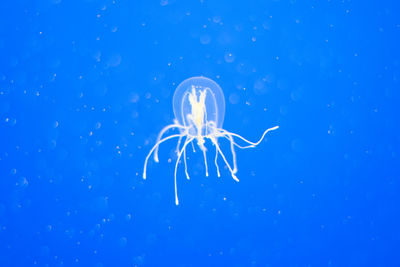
xmin=1 ymin=0 xmax=399 ymax=266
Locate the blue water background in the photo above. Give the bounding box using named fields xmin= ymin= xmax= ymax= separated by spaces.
xmin=1 ymin=0 xmax=399 ymax=266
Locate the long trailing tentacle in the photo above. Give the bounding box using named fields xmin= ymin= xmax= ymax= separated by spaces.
xmin=154 ymin=123 xmax=186 ymax=162
xmin=205 ymin=121 xmax=235 ymax=175
xmin=183 ymin=142 xmax=190 ymax=180
xmin=202 ymin=147 xmax=209 ymax=177
xmin=143 ymin=133 xmax=183 ymax=179
xmin=214 ymin=139 xmax=220 ymax=177
xmin=176 ymin=135 xmax=190 ymax=180
xmin=225 ymin=133 xmax=237 ymax=173
xmin=190 ymin=140 xmax=196 ymax=152
xmin=210 ymin=137 xmax=239 ymax=182
xmin=219 ymin=125 xmax=279 ymax=147
xmin=174 ymin=137 xmax=194 ymax=205
xmin=221 ymin=134 xmax=255 ymax=149
xmin=176 ymin=135 xmax=183 ymax=154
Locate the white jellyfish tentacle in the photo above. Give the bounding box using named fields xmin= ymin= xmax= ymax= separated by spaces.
xmin=174 ymin=137 xmax=195 ymax=205
xmin=222 ymin=134 xmax=255 ymax=149
xmin=224 ymin=133 xmax=238 ymax=173
xmin=219 ymin=125 xmax=279 ymax=148
xmin=143 ymin=133 xmax=183 ymax=179
xmin=153 ymin=123 xmax=186 ymax=162
xmin=219 ymin=131 xmax=255 ymax=149
xmin=175 ymin=134 xmax=190 ymax=180
xmin=190 ymin=140 xmax=196 ymax=152
xmin=202 ymin=146 xmax=209 ymax=177
xmin=213 ymin=139 xmax=221 ymax=177
xmin=176 ymin=135 xmax=183 ymax=154
xmin=206 ymin=121 xmax=221 ymax=177
xmin=183 ymin=144 xmax=190 ymax=180
xmin=210 ymin=137 xmax=239 ymax=182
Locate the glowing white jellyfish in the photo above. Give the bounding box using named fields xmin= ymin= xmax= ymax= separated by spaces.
xmin=143 ymin=76 xmax=279 ymax=205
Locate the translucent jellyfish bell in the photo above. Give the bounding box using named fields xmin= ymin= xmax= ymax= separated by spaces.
xmin=143 ymin=76 xmax=279 ymax=205
xmin=173 ymin=77 xmax=225 ymax=135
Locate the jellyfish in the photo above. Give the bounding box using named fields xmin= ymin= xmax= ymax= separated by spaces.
xmin=143 ymin=76 xmax=279 ymax=205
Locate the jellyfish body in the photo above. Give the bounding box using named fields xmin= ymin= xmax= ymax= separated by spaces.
xmin=143 ymin=76 xmax=279 ymax=205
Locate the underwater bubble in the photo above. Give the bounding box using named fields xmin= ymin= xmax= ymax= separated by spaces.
xmin=130 ymin=92 xmax=140 ymax=103
xmin=4 ymin=117 xmax=16 ymax=126
xmin=107 ymin=54 xmax=121 ymax=67
xmin=229 ymin=93 xmax=240 ymax=105
xmin=119 ymin=237 xmax=128 ymax=247
xmin=254 ymin=79 xmax=267 ymax=95
xmin=16 ymin=177 xmax=28 ymax=188
xmin=200 ymin=34 xmax=211 ymax=45
xmin=224 ymin=52 xmax=235 ymax=63
xmin=212 ymin=16 xmax=221 ymax=23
